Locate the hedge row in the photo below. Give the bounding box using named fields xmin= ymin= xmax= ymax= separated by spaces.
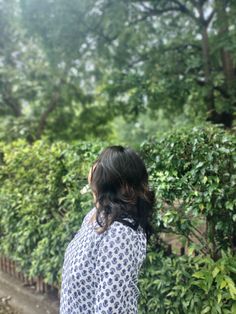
xmin=0 ymin=139 xmax=105 ymax=285
xmin=140 ymin=124 xmax=236 ymax=256
xmin=0 ymin=123 xmax=235 ymax=313
xmin=138 ymin=124 xmax=236 ymax=313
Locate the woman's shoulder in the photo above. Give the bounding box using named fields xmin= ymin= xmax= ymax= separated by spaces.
xmin=81 ymin=206 xmax=97 ymax=227
xmin=83 ymin=207 xmax=146 ymax=243
xmin=111 ymin=219 xmax=144 ymax=236
xmin=97 ymin=218 xmax=147 ymax=269
xmin=106 ymin=218 xmax=147 ymax=252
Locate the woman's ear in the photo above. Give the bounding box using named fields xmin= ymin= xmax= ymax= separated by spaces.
xmin=88 ymin=166 xmax=92 ymax=185
xmin=88 ymin=162 xmax=97 ymax=185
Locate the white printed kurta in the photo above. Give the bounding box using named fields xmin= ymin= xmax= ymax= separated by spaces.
xmin=59 ymin=206 xmax=147 ymax=314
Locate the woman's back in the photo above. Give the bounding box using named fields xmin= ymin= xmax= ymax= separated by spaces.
xmin=59 ymin=206 xmax=147 ymax=314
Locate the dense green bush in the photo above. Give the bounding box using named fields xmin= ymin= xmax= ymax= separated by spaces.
xmin=140 ymin=123 xmax=236 ymax=258
xmin=138 ymin=249 xmax=236 ymax=314
xmin=137 ymin=123 xmax=236 ymax=313
xmin=0 ymin=124 xmax=235 ymax=313
xmin=0 ymin=139 xmax=105 ymax=285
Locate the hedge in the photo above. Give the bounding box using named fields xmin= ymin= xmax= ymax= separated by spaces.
xmin=141 ymin=124 xmax=236 ymax=257
xmin=0 ymin=123 xmax=235 ymax=313
xmin=0 ymin=139 xmax=105 ymax=285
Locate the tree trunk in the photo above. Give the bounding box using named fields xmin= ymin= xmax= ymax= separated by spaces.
xmin=215 ymin=0 xmax=235 ymax=128
xmin=206 ymin=214 xmax=217 ymax=261
xmin=197 ymin=3 xmax=215 ymax=117
xmin=197 ymin=2 xmax=234 ymax=128
xmin=201 ymin=25 xmax=215 ymax=113
xmin=35 ymin=91 xmax=60 ymax=140
xmin=216 ymin=0 xmax=235 ymax=91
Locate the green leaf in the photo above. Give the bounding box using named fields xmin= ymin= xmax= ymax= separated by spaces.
xmin=201 ymin=306 xmax=211 ymax=314
xmin=192 ymin=271 xmax=205 ymax=279
xmin=231 ymin=302 xmax=236 ymax=314
xmin=217 ymin=293 xmax=222 ymax=304
xmin=212 ymin=267 xmax=220 ymax=278
xmin=220 ymin=280 xmax=227 ymax=289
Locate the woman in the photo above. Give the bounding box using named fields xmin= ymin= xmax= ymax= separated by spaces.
xmin=59 ymin=145 xmax=155 ymax=314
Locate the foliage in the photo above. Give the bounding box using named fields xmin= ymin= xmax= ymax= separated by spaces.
xmin=140 ymin=123 xmax=236 ymax=259
xmin=20 ymin=0 xmax=236 ymax=127
xmin=1 ymin=0 xmax=236 ymax=143
xmin=0 ymin=125 xmax=235 ymax=313
xmin=138 ymin=249 xmax=236 ymax=314
xmin=0 ymin=0 xmax=113 ymax=143
xmin=0 ymin=139 xmax=105 ymax=285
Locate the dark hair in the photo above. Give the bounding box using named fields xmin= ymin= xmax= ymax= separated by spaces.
xmin=88 ymin=145 xmax=155 ymax=243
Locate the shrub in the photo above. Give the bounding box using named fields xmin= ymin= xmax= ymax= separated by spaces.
xmin=0 ymin=124 xmax=235 ymax=313
xmin=140 ymin=123 xmax=236 ymax=259
xmin=138 ymin=249 xmax=236 ymax=314
xmin=0 ymin=139 xmax=105 ymax=285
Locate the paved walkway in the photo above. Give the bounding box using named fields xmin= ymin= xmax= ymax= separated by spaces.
xmin=0 ymin=271 xmax=59 ymax=314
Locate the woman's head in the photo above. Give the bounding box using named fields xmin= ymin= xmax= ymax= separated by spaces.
xmin=88 ymin=145 xmax=155 ymax=242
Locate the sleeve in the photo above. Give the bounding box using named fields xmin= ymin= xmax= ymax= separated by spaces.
xmin=94 ymin=223 xmax=140 ymax=314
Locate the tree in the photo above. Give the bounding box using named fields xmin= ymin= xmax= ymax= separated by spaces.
xmin=0 ymin=0 xmax=112 ymax=142
xmin=20 ymin=0 xmax=236 ymax=127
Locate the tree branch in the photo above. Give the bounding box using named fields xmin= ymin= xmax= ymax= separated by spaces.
xmin=206 ymin=9 xmax=215 ymax=26
xmin=161 ymin=228 xmax=208 ymax=255
xmin=131 ymin=0 xmax=199 ymax=23
xmin=171 ymin=0 xmax=199 ymax=23
xmin=139 ymin=3 xmax=180 ymax=15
